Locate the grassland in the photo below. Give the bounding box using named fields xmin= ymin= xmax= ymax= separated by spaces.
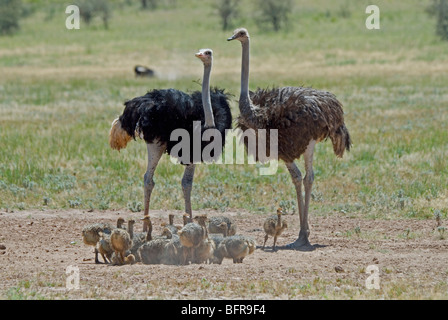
xmin=1 ymin=0 xmax=447 ymax=220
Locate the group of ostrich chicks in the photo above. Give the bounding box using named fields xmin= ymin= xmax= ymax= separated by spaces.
xmin=82 ymin=209 xmax=288 ymax=266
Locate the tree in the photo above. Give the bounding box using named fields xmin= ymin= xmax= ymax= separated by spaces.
xmin=78 ymin=0 xmax=111 ymax=29
xmin=215 ymin=0 xmax=239 ymax=31
xmin=255 ymin=0 xmax=293 ymax=32
xmin=436 ymin=0 xmax=448 ymax=40
xmin=427 ymin=0 xmax=448 ymax=40
xmin=0 ymin=0 xmax=22 ymax=35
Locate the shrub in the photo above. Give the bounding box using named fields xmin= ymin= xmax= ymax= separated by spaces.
xmin=0 ymin=0 xmax=22 ymax=36
xmin=254 ymin=0 xmax=293 ymax=32
xmin=78 ymin=0 xmax=112 ymax=29
xmin=215 ymin=0 xmax=239 ymax=31
xmin=426 ymin=0 xmax=448 ymax=41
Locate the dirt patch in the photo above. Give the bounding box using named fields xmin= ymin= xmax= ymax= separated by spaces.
xmin=1 ymin=209 xmax=447 ymax=300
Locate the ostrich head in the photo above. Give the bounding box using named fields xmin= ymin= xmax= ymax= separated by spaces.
xmin=140 ymin=216 xmax=152 ymax=229
xmin=117 ymin=217 xmax=125 ymax=228
xmin=227 ymin=27 xmax=250 ymax=42
xmin=195 ymin=48 xmax=213 ymax=66
xmin=277 ymin=208 xmax=284 ymax=216
xmin=193 ymin=214 xmax=208 ymax=227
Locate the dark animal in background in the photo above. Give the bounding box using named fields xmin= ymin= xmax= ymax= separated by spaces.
xmin=110 ymin=49 xmax=232 ymax=232
xmin=228 ymin=28 xmax=351 ymax=250
xmin=134 ymin=65 xmax=155 ymax=77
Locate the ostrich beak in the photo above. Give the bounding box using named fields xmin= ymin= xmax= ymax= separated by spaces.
xmin=227 ymin=34 xmax=237 ymax=41
xmin=195 ymin=52 xmax=203 ymax=58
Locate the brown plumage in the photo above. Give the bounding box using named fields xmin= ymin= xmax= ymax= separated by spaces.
xmin=212 ymin=235 xmax=256 ymax=264
xmin=162 ymin=232 xmax=185 ymax=265
xmin=129 ymin=216 xmax=151 ymax=262
xmin=178 ymin=214 xmax=208 ymax=264
xmin=262 ymin=208 xmax=288 ymax=251
xmin=96 ymin=232 xmax=113 ymax=264
xmin=192 ymin=237 xmax=215 ymax=264
xmin=228 ymin=28 xmax=352 ymax=249
xmin=110 ymin=252 xmax=136 ymax=265
xmin=94 ymin=218 xmax=126 ymax=264
xmin=208 ymin=216 xmax=237 ymax=236
xmin=138 ymin=237 xmax=170 ymax=265
xmin=82 ymin=221 xmax=116 ymax=264
xmin=137 ymin=216 xmax=178 ymax=265
xmin=240 ymin=87 xmax=351 ymax=162
xmin=161 ymin=213 xmax=181 ymax=236
xmin=182 ymin=213 xmax=192 ymax=226
xmin=192 ymin=215 xmax=215 ymax=264
xmin=110 ymin=219 xmax=134 ymax=265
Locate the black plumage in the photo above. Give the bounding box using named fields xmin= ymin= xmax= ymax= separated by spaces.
xmin=134 ymin=65 xmax=155 ymax=77
xmin=116 ymin=87 xmax=232 ymax=164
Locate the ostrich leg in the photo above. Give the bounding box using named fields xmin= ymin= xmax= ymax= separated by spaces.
xmin=182 ymin=164 xmax=196 ymax=219
xmin=143 ymin=143 xmax=166 ymax=232
xmin=302 ymin=140 xmax=316 ymax=239
xmin=284 ymin=162 xmax=307 ymax=246
xmin=285 ymin=140 xmax=316 ymax=250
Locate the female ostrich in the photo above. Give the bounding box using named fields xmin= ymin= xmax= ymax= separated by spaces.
xmin=110 ymin=49 xmax=232 ymax=231
xmin=228 ymin=28 xmax=351 ymax=250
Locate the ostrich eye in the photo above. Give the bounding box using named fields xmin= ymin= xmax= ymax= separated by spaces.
xmin=206 ymin=51 xmax=211 ymax=55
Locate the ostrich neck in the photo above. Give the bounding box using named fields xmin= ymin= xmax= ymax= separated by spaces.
xmin=240 ymin=40 xmax=250 ymax=98
xmin=239 ymin=40 xmax=256 ymax=121
xmin=202 ymin=63 xmax=215 ymax=128
xmin=146 ymin=224 xmax=153 ymax=241
xmin=128 ymin=223 xmax=134 ymax=239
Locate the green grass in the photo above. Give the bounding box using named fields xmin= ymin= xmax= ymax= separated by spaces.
xmin=0 ymin=0 xmax=447 ymax=219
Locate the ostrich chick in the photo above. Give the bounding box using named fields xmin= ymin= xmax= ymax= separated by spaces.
xmin=110 ymin=252 xmax=137 ymax=265
xmin=82 ymin=221 xmax=114 ymax=264
xmin=110 ymin=219 xmax=135 ymax=265
xmin=137 ymin=216 xmax=171 ymax=264
xmin=193 ymin=216 xmax=215 ymax=264
xmin=129 ymin=216 xmax=152 ymax=262
xmin=161 ymin=213 xmax=181 ymax=236
xmin=160 ymin=230 xmax=185 ymax=265
xmin=189 ymin=214 xmax=215 ymax=264
xmin=182 ymin=213 xmax=192 ymax=226
xmin=95 ymin=218 xmax=126 ymax=264
xmin=178 ymin=214 xmax=208 ymax=264
xmin=213 ymin=235 xmax=256 ymax=264
xmin=208 ymin=216 xmax=237 ymax=236
xmin=96 ymin=232 xmax=113 ymax=264
xmin=263 ymin=208 xmax=288 ymax=251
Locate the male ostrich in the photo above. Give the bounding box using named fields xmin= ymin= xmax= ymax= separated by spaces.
xmin=134 ymin=65 xmax=155 ymax=77
xmin=228 ymin=28 xmax=351 ymax=250
xmin=110 ymin=49 xmax=232 ymax=231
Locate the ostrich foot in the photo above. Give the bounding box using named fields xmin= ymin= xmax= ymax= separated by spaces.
xmin=285 ymin=230 xmax=314 ymax=251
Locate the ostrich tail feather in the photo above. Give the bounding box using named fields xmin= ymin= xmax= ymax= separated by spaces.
xmin=109 ymin=118 xmax=132 ymax=151
xmin=331 ymin=124 xmax=352 ymax=158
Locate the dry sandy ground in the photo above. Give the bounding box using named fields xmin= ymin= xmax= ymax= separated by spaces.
xmin=1 ymin=208 xmax=448 ymax=300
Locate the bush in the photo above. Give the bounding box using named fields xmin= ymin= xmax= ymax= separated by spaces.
xmin=78 ymin=0 xmax=112 ymax=29
xmin=215 ymin=0 xmax=239 ymax=31
xmin=0 ymin=0 xmax=22 ymax=36
xmin=427 ymin=0 xmax=448 ymax=40
xmin=254 ymin=0 xmax=293 ymax=32
xmin=141 ymin=0 xmax=158 ymax=10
